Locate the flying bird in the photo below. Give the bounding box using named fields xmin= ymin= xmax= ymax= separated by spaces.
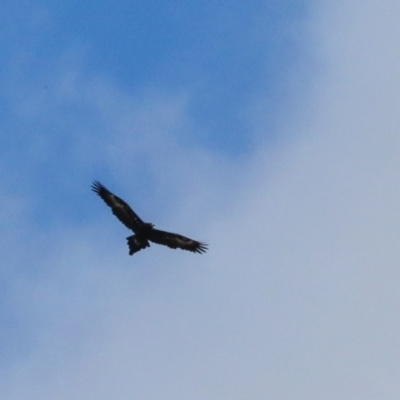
xmin=91 ymin=181 xmax=208 ymax=255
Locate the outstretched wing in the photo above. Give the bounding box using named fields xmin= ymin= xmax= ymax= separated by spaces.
xmin=91 ymin=180 xmax=144 ymax=233
xmin=147 ymin=228 xmax=208 ymax=254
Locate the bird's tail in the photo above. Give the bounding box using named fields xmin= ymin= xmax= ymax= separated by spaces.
xmin=126 ymin=235 xmax=150 ymax=255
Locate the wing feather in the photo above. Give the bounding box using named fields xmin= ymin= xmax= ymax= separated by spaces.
xmin=92 ymin=180 xmax=144 ymax=233
xmin=148 ymin=228 xmax=208 ymax=254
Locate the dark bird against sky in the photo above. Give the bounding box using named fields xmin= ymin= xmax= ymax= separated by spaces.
xmin=92 ymin=181 xmax=208 ymax=255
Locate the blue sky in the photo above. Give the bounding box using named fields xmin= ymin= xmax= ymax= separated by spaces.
xmin=2 ymin=0 xmax=400 ymax=398
xmin=1 ymin=0 xmax=310 ymax=223
xmin=2 ymin=0 xmax=308 ymax=154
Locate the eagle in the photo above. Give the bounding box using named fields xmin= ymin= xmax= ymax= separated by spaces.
xmin=92 ymin=181 xmax=208 ymax=255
